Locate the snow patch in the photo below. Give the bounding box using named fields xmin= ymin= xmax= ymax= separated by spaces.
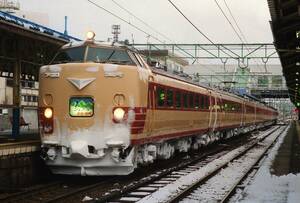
xmin=103 ymin=64 xmax=123 ymax=77
xmin=86 ymin=66 xmax=99 ymax=72
xmin=48 ymin=65 xmax=62 ymax=73
xmin=82 ymin=196 xmax=93 ymax=201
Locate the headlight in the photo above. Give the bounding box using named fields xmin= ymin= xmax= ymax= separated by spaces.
xmin=113 ymin=108 xmax=125 ymax=122
xmin=86 ymin=31 xmax=95 ymax=40
xmin=44 ymin=108 xmax=53 ymax=119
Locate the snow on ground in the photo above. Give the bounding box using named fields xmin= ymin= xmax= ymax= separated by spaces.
xmin=179 ymin=126 xmax=288 ymax=203
xmin=236 ymin=124 xmax=300 ymax=203
xmin=137 ymin=126 xmax=284 ymax=203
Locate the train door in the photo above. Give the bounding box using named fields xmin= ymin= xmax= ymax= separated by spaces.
xmin=254 ymin=103 xmax=257 ymax=125
xmin=218 ymin=94 xmax=225 ymax=129
xmin=241 ymin=101 xmax=245 ymax=127
xmin=147 ymin=80 xmax=155 ymax=136
xmin=208 ymin=92 xmax=217 ymax=131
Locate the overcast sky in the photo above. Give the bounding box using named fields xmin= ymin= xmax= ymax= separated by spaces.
xmin=18 ymin=0 xmax=273 ymax=44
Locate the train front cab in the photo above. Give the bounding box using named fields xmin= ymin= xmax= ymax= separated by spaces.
xmin=38 ymin=40 xmax=151 ymax=175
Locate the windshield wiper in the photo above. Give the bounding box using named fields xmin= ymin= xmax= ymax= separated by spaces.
xmin=104 ymin=50 xmax=116 ymax=63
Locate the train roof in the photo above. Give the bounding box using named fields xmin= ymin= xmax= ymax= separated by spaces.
xmin=150 ymin=66 xmax=277 ymax=111
xmin=61 ymin=40 xmax=138 ymax=52
xmin=59 ymin=39 xmax=276 ymax=112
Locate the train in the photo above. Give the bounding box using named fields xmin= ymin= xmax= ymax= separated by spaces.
xmin=38 ymin=32 xmax=278 ymax=176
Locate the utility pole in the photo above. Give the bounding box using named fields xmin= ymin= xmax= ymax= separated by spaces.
xmin=111 ymin=25 xmax=120 ymax=42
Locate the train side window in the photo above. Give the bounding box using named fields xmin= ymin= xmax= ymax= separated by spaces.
xmin=166 ymin=89 xmax=174 ymax=107
xmin=195 ymin=94 xmax=200 ymax=109
xmin=201 ymin=95 xmax=205 ymax=109
xmin=183 ymin=92 xmax=188 ymax=108
xmin=156 ymin=87 xmax=165 ymax=107
xmin=207 ymin=96 xmax=210 ymax=109
xmin=189 ymin=93 xmax=194 ymax=108
xmin=175 ymin=91 xmax=181 ymax=108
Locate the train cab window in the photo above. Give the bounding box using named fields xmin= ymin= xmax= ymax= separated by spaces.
xmin=157 ymin=87 xmax=165 ymax=107
xmin=189 ymin=93 xmax=194 ymax=108
xmin=51 ymin=47 xmax=86 ymax=64
xmin=175 ymin=91 xmax=181 ymax=108
xmin=183 ymin=93 xmax=188 ymax=108
xmin=166 ymin=89 xmax=174 ymax=107
xmin=87 ymin=47 xmax=135 ymax=65
xmin=195 ymin=95 xmax=200 ymax=109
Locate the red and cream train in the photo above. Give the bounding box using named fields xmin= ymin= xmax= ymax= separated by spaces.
xmin=38 ymin=33 xmax=278 ymax=175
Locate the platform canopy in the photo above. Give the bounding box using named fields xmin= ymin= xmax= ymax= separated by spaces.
xmin=0 ymin=11 xmax=80 ymax=80
xmin=268 ymin=0 xmax=300 ymax=106
xmin=0 ymin=11 xmax=80 ymax=138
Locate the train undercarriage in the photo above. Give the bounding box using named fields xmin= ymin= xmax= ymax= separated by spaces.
xmin=42 ymin=121 xmax=275 ymax=176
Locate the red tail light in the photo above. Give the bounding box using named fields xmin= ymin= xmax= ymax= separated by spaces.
xmin=39 ymin=107 xmax=54 ymax=134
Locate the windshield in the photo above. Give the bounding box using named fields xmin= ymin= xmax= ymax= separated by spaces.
xmin=51 ymin=47 xmax=86 ymax=64
xmin=86 ymin=47 xmax=135 ymax=65
xmin=50 ymin=46 xmax=136 ymax=65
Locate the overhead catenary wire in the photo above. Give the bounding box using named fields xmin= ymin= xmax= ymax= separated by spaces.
xmin=86 ymin=0 xmax=165 ymax=44
xmin=111 ymin=0 xmax=171 ymax=43
xmin=215 ymin=0 xmax=265 ymax=72
xmin=223 ymin=0 xmax=248 ymax=44
xmin=110 ymin=0 xmax=197 ymax=60
xmin=167 ymin=0 xmax=236 ymax=60
xmin=214 ymin=0 xmax=244 ymax=43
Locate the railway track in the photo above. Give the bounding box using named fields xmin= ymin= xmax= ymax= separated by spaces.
xmin=0 ymin=177 xmax=113 ymax=203
xmin=0 ymin=125 xmax=281 ymax=203
xmin=93 ymin=125 xmax=281 ymax=203
xmin=169 ymin=125 xmax=288 ymax=203
xmin=113 ymin=124 xmax=286 ymax=203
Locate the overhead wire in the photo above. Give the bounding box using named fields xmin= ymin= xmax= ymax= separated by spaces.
xmin=110 ymin=0 xmax=200 ymax=60
xmin=167 ymin=0 xmax=237 ymax=63
xmin=215 ymin=0 xmax=264 ymax=72
xmin=86 ymin=0 xmax=165 ymax=43
xmin=214 ymin=0 xmax=244 ymax=43
xmin=223 ymin=0 xmax=248 ymax=44
xmin=88 ymin=0 xmax=195 ymax=60
xmin=111 ymin=0 xmax=171 ymax=43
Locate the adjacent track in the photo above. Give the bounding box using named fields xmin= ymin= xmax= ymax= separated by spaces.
xmin=95 ymin=125 xmax=281 ymax=203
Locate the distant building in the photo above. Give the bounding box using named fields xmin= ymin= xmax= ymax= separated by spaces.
xmin=139 ymin=50 xmax=189 ymax=72
xmin=184 ymin=64 xmax=285 ymax=90
xmin=0 ymin=77 xmax=39 ymax=130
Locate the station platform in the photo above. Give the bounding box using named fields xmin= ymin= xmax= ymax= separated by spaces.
xmin=0 ymin=130 xmax=42 ymax=189
xmin=0 ymin=129 xmax=39 ymax=143
xmin=238 ymin=121 xmax=300 ymax=203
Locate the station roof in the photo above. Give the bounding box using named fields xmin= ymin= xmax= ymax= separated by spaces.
xmin=267 ymin=0 xmax=300 ymax=105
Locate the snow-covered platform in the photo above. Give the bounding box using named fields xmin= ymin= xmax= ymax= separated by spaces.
xmin=236 ymin=122 xmax=300 ymax=203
